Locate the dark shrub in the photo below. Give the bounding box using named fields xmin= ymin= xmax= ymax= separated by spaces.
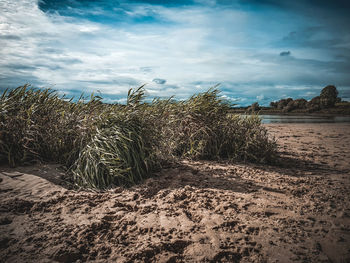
xmin=270 ymin=101 xmax=277 ymax=108
xmin=283 ymin=100 xmax=295 ymax=112
xmin=307 ymin=96 xmax=321 ymax=112
xmin=276 ymin=100 xmax=285 ymax=110
xmin=293 ymin=98 xmax=307 ymax=109
xmin=248 ymin=102 xmax=260 ymax=112
xmin=276 ymin=98 xmax=293 ymax=110
xmin=320 ymin=85 xmax=338 ymax=108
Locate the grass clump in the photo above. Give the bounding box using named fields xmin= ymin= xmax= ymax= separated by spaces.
xmin=0 ymin=84 xmax=277 ymax=189
xmin=71 ymin=87 xmax=159 ymax=188
xmin=161 ymin=88 xmax=277 ymax=163
xmin=0 ymin=85 xmax=105 ymax=167
xmin=72 ymin=122 xmax=150 ymax=188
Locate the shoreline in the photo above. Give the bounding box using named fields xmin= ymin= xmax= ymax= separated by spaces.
xmin=1 ymin=123 xmax=350 ymax=262
xmin=231 ymin=110 xmax=350 ymax=117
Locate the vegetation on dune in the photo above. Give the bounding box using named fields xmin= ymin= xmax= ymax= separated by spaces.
xmin=71 ymin=87 xmax=162 ymax=188
xmin=0 ymin=85 xmax=105 ymax=167
xmin=0 ymin=84 xmax=277 ymax=189
xmin=165 ymin=89 xmax=276 ymax=163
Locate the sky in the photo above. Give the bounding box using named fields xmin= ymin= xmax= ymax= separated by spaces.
xmin=1 ymin=0 xmax=350 ymax=105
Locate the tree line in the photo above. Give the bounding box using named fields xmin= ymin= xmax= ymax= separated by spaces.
xmin=249 ymin=85 xmax=341 ymax=113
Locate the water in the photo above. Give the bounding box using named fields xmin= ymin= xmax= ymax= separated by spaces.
xmin=259 ymin=115 xmax=350 ymax=124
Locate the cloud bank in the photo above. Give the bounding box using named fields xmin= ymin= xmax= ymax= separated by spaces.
xmin=0 ymin=0 xmax=349 ymax=105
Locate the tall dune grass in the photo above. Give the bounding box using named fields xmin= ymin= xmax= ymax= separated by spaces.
xmin=0 ymin=85 xmax=277 ymax=188
xmin=161 ymin=88 xmax=276 ymax=163
xmin=71 ymin=87 xmax=161 ymax=188
xmin=0 ymin=85 xmax=101 ymax=167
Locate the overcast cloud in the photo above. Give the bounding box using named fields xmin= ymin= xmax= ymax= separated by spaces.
xmin=0 ymin=0 xmax=349 ymax=105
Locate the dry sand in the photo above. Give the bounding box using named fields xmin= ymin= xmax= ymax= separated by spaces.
xmin=1 ymin=123 xmax=350 ymax=263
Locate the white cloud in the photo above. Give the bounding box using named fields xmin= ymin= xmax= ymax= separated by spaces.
xmin=256 ymin=94 xmax=264 ymax=100
xmin=0 ymin=0 xmax=349 ymax=104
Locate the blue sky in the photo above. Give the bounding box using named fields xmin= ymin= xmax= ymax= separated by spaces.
xmin=0 ymin=0 xmax=350 ymax=105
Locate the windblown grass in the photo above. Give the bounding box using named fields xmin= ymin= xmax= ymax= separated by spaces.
xmin=0 ymin=85 xmax=277 ymax=188
xmin=71 ymin=87 xmax=160 ymax=188
xmin=162 ymin=88 xmax=277 ymax=163
xmin=0 ymin=85 xmax=106 ymax=167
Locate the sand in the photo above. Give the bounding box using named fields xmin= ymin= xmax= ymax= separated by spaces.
xmin=1 ymin=123 xmax=350 ymax=263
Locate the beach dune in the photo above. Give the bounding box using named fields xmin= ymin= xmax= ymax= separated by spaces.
xmin=1 ymin=123 xmax=350 ymax=262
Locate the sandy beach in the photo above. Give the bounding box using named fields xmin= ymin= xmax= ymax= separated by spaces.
xmin=1 ymin=123 xmax=349 ymax=263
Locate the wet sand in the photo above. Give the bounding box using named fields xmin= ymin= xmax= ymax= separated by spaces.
xmin=1 ymin=123 xmax=350 ymax=262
